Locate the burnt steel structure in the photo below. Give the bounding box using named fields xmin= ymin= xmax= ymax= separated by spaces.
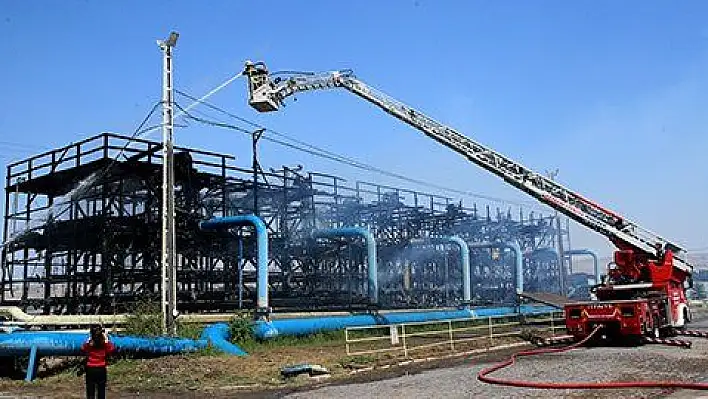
xmin=1 ymin=133 xmax=571 ymax=315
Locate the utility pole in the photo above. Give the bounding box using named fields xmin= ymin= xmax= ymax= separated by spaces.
xmin=158 ymin=31 xmax=179 ymax=336
xmin=546 ymin=168 xmax=567 ymax=296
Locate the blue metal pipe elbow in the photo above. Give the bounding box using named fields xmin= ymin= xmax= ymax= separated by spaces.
xmin=449 ymin=237 xmax=471 ymax=301
xmin=199 ymin=215 xmax=269 ymax=311
xmin=410 ymin=236 xmax=471 ymax=302
xmin=507 ymin=241 xmax=523 ymax=295
xmin=565 ymin=248 xmax=600 ymax=282
xmin=312 ymin=227 xmax=378 ymax=304
xmin=200 ymin=322 xmax=247 ymax=356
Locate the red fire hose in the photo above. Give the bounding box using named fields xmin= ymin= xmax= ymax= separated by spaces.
xmin=477 ymin=326 xmax=708 ymax=390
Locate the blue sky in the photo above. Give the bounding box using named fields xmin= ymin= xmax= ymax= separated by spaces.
xmin=1 ymin=1 xmax=707 ymax=258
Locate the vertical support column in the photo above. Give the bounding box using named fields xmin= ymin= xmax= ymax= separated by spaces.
xmin=555 ymin=215 xmax=566 ymax=295
xmin=22 ymin=160 xmax=32 ymax=303
xmin=1 ymin=166 xmax=11 ymax=303
xmin=488 ymin=316 xmax=493 ymax=347
xmin=42 ymin=226 xmax=51 ymax=314
xmin=100 ymin=138 xmax=111 ymax=312
xmin=565 ymin=218 xmax=573 ymax=274
xmin=158 ymin=31 xmax=179 ymax=336
xmin=447 ymin=320 xmax=454 ymax=351
xmin=221 ymin=156 xmax=227 ymax=217
xmin=25 ymin=345 xmax=39 ymax=382
xmin=546 ymin=169 xmax=566 ymax=295
xmin=238 ymin=237 xmax=243 ymax=309
xmin=333 ymin=177 xmax=339 ymax=228
xmin=252 ymin=128 xmax=264 ymax=217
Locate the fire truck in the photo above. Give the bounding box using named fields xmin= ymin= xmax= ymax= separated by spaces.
xmin=241 ymin=61 xmax=694 ymax=342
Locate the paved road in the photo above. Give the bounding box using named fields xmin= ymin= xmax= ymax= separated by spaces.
xmin=287 ymin=319 xmax=708 ymax=399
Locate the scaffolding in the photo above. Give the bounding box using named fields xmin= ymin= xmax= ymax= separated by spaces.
xmin=1 ymin=133 xmax=570 ymax=314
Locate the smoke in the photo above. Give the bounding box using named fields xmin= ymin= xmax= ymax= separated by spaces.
xmin=2 ymin=171 xmax=102 ymax=248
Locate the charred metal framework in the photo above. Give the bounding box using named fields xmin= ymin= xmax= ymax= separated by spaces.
xmin=1 ymin=133 xmax=571 ymax=314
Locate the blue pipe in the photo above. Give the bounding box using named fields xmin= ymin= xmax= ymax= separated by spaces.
xmin=1 ymin=323 xmax=247 ymax=381
xmin=507 ymin=241 xmax=523 ymax=295
xmin=0 ymin=332 xmax=208 ymax=357
xmin=201 ymin=323 xmax=247 ymax=356
xmin=565 ymin=248 xmax=600 ymax=283
xmin=199 ymin=215 xmax=269 ymax=312
xmin=312 ymin=227 xmax=378 ymax=304
xmin=253 ymin=305 xmax=557 ymax=339
xmin=410 ymin=236 xmax=471 ymax=302
xmin=469 ymin=241 xmax=523 ymax=294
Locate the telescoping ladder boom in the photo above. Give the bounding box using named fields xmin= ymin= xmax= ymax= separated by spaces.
xmin=242 ymin=61 xmax=692 ymax=273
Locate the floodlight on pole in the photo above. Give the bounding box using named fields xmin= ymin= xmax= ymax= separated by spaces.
xmin=158 ymin=30 xmax=179 ymax=336
xmin=167 ymin=32 xmax=179 ymax=47
xmin=157 ymin=31 xmax=179 ymax=49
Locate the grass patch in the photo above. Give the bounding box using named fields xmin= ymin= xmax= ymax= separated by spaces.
xmin=176 ymin=322 xmax=205 ymax=340
xmin=239 ymin=330 xmax=344 ymax=352
xmin=338 ymin=354 xmax=377 ymax=369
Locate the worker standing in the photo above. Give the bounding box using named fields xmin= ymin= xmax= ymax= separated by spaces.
xmin=80 ymin=324 xmax=115 ymax=399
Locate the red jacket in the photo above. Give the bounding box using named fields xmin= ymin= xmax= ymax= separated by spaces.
xmin=81 ymin=341 xmax=116 ymax=368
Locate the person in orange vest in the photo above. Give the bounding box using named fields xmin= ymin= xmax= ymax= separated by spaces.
xmin=80 ymin=324 xmax=116 ymax=399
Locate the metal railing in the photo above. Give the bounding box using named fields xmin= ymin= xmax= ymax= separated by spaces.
xmin=345 ymin=312 xmax=565 ymax=358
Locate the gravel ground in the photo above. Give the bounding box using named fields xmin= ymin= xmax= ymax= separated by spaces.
xmin=286 ymin=336 xmax=708 ymax=399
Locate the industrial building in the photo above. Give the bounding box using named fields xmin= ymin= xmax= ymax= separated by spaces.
xmin=1 ymin=132 xmax=574 ymax=315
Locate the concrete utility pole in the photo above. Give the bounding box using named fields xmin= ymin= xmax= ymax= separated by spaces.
xmin=158 ymin=31 xmax=179 ymax=336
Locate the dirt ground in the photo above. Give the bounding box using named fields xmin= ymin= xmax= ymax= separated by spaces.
xmin=0 ymin=344 xmax=533 ymax=399
xmin=3 ymin=312 xmax=707 ymax=398
xmin=0 ymin=332 xmax=527 ymax=398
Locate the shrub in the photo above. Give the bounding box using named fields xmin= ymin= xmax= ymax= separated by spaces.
xmin=228 ymin=313 xmax=254 ymax=344
xmin=123 ymin=300 xmax=161 ymax=337
xmin=176 ymin=322 xmax=205 ymax=340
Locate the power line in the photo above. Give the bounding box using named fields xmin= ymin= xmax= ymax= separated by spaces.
xmin=82 ymin=101 xmax=164 ymax=181
xmin=172 ymin=93 xmax=547 ymax=210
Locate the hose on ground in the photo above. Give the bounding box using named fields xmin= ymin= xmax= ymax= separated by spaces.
xmin=477 ymin=326 xmax=708 ymax=390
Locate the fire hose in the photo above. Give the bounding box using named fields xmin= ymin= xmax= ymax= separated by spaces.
xmin=477 ymin=326 xmax=708 ymax=390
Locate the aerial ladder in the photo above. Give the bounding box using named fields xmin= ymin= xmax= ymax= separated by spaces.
xmin=242 ymin=61 xmax=694 ymax=340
